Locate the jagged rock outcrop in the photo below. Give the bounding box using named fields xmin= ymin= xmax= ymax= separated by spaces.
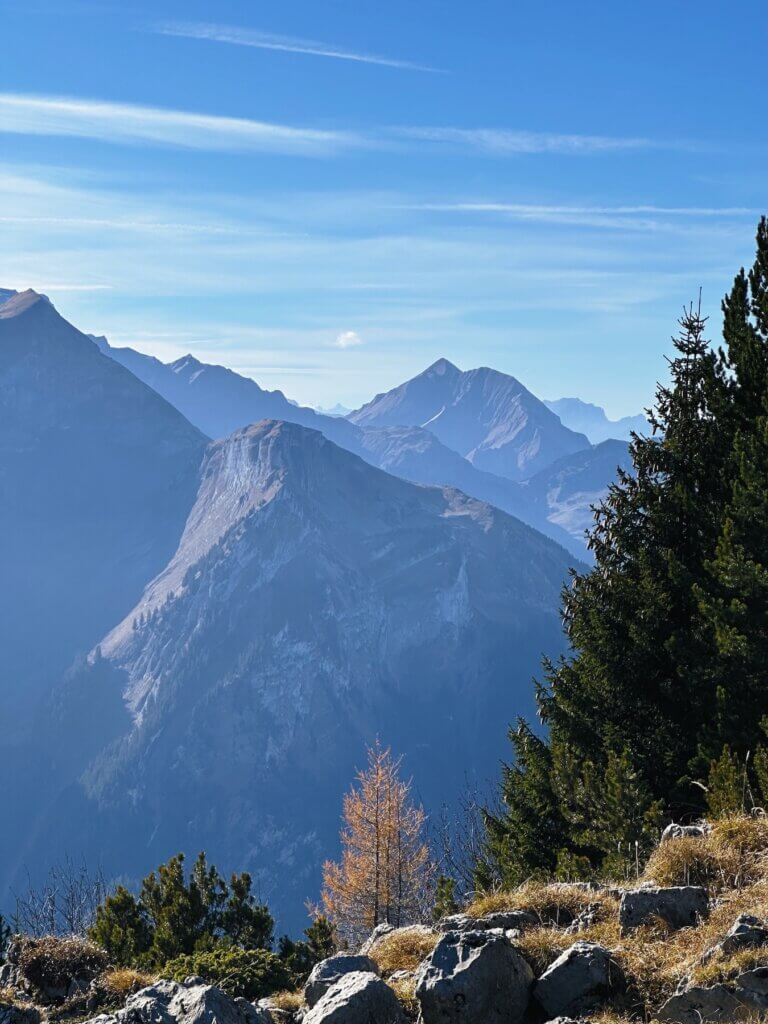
xmin=619 ymin=886 xmax=708 ymax=932
xmin=533 ymin=942 xmax=624 ymax=1019
xmin=303 ymin=972 xmax=404 ymax=1024
xmin=304 ymin=955 xmax=378 ymax=1008
xmin=415 ymin=929 xmax=533 ymax=1023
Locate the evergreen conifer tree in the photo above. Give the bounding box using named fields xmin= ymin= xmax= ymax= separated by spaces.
xmin=697 ymin=218 xmax=768 ymax=766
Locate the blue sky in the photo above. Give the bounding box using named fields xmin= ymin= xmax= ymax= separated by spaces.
xmin=0 ymin=0 xmax=766 ymax=414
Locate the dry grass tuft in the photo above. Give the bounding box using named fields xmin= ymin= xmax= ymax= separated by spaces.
xmin=516 ymin=917 xmax=623 ymax=977
xmin=100 ymin=968 xmax=154 ymax=999
xmin=265 ymin=989 xmax=304 ymax=1012
xmin=369 ymin=926 xmax=438 ymax=976
xmin=388 ymin=974 xmax=418 ymax=1019
xmin=643 ymin=815 xmax=768 ymax=892
xmin=468 ymin=879 xmax=618 ymax=927
xmin=692 ymin=946 xmax=768 ymax=987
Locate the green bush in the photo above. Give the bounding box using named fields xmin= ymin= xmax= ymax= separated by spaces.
xmin=159 ymin=945 xmax=291 ymax=1000
xmin=89 ymin=852 xmax=274 ymax=967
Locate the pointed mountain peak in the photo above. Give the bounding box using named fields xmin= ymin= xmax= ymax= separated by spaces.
xmin=424 ymin=357 xmax=460 ymax=377
xmin=0 ymin=289 xmax=49 ymax=320
xmin=172 ymin=353 xmax=202 ymax=368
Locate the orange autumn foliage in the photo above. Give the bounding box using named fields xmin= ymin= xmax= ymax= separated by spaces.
xmin=321 ymin=742 xmax=431 ymax=945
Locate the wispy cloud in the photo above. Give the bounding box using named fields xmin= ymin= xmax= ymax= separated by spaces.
xmin=0 ymin=94 xmax=365 ymax=156
xmin=398 ymin=127 xmax=669 ymax=154
xmin=403 ymin=202 xmax=755 ymax=232
xmin=410 ymin=203 xmax=754 ymax=216
xmin=334 ymin=330 xmax=363 ymax=348
xmin=155 ymin=21 xmax=442 ymax=73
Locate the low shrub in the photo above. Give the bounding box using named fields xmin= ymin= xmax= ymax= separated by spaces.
xmin=159 ymin=946 xmax=291 ymax=1001
xmin=13 ymin=936 xmax=108 ymax=997
xmin=369 ymin=927 xmax=437 ymax=976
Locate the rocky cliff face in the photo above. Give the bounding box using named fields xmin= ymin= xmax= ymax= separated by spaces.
xmin=348 ymin=358 xmax=591 ymax=480
xmin=40 ymin=421 xmax=573 ymax=928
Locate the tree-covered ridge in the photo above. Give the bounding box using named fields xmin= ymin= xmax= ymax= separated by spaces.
xmin=483 ymin=218 xmax=768 ymax=887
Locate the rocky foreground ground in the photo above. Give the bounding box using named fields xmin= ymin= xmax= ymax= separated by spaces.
xmin=6 ymin=816 xmax=768 ymax=1023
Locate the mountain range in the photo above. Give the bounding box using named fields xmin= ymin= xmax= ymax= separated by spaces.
xmin=94 ymin=337 xmax=628 ymax=559
xmin=544 ymin=396 xmax=647 ymax=443
xmin=0 ymin=288 xmax=633 ymax=927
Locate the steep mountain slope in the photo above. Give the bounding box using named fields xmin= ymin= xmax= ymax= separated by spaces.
xmin=95 ymin=337 xmax=586 ymax=557
xmin=545 ymin=396 xmax=647 ymax=443
xmin=348 ymin=358 xmax=591 ymax=480
xmin=0 ymin=291 xmax=207 ymax=720
xmin=35 ymin=421 xmax=577 ymax=928
xmin=521 ymin=439 xmax=632 ymax=546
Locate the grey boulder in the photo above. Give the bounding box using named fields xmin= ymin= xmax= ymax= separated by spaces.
xmin=304 ymin=955 xmax=378 ymax=1009
xmin=83 ymin=979 xmax=270 ymax=1024
xmin=657 ymin=985 xmax=752 ymax=1023
xmin=303 ymin=972 xmax=404 ymax=1024
xmin=435 ymin=910 xmax=536 ymax=934
xmin=720 ymin=914 xmax=768 ymax=956
xmin=619 ymin=886 xmax=708 ymax=931
xmin=0 ymin=1007 xmax=40 ymax=1024
xmin=416 ymin=929 xmax=532 ymax=1023
xmin=360 ymin=924 xmax=395 ymax=954
xmin=534 ymin=942 xmax=624 ymax=1019
xmin=734 ymin=965 xmax=768 ymax=1006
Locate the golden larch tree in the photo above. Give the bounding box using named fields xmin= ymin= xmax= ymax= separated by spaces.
xmin=321 ymin=741 xmax=432 ymax=945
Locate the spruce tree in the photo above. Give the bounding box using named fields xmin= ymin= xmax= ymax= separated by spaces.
xmin=697 ymin=218 xmax=768 ymax=767
xmin=482 ymin=305 xmax=729 ymax=878
xmin=478 ymin=720 xmax=566 ymax=888
xmin=539 ymin=304 xmax=726 ymax=825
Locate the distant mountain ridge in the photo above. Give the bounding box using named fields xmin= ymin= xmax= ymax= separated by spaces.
xmin=95 ymin=337 xmax=592 ymax=557
xmin=545 ymin=396 xmax=647 ymax=443
xmin=348 ymin=358 xmax=591 ymax=480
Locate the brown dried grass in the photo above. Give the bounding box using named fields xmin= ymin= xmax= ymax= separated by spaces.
xmin=266 ymin=989 xmax=304 ymax=1011
xmin=369 ymin=926 xmax=438 ymax=976
xmin=467 ymin=880 xmax=618 ymax=927
xmin=100 ymin=968 xmax=154 ymax=999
